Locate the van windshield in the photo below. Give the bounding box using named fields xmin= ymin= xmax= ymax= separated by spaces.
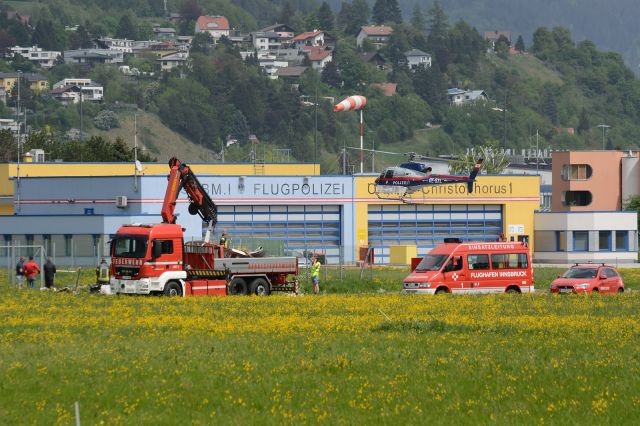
xmin=415 ymin=254 xmax=449 ymax=271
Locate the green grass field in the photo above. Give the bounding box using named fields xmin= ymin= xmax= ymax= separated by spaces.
xmin=1 ymin=266 xmax=639 ymax=423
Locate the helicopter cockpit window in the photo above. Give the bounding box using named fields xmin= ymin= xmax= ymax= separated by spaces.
xmin=384 ymin=170 xmax=394 ymax=179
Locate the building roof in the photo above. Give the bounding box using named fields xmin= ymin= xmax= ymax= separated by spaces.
xmin=484 ymin=31 xmax=512 ymax=42
xmin=372 ymin=83 xmax=397 ymax=96
xmin=404 ymin=49 xmax=430 ymax=57
xmin=292 ymin=31 xmax=323 ymax=41
xmin=274 ymin=66 xmax=308 ymax=77
xmin=361 ymin=52 xmax=386 ymax=63
xmin=259 ymin=23 xmax=295 ymax=33
xmin=252 ymin=31 xmax=280 ymax=39
xmin=359 ymin=25 xmax=393 ymax=36
xmin=154 ymin=27 xmax=176 ymax=33
xmin=50 ymin=85 xmax=82 ymax=94
xmin=196 ymin=15 xmax=230 ymax=31
xmin=0 ymin=72 xmax=47 ymax=81
xmin=447 ymin=88 xmax=466 ymax=96
xmin=303 ymin=46 xmax=332 ymax=61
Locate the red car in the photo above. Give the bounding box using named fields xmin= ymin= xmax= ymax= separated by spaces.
xmin=550 ymin=264 xmax=625 ymax=294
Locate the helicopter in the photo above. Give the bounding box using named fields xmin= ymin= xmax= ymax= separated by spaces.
xmin=373 ymin=152 xmax=483 ymax=197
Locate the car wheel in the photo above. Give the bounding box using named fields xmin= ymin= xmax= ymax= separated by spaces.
xmin=229 ymin=278 xmax=248 ymax=295
xmin=435 ymin=287 xmax=448 ymax=295
xmin=163 ymin=281 xmax=182 ymax=297
xmin=617 ymin=287 xmax=624 ymax=294
xmin=250 ymin=278 xmax=270 ymax=296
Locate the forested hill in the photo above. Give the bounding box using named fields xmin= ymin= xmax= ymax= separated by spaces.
xmin=2 ymin=0 xmax=640 ymax=172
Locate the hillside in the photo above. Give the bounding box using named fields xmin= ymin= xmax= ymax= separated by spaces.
xmin=91 ymin=111 xmax=218 ymax=163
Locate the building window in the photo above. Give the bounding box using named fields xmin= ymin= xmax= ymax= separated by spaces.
xmin=562 ymin=191 xmax=592 ymax=206
xmin=573 ymin=231 xmax=589 ymax=252
xmin=556 ymin=231 xmax=566 ymax=252
xmin=598 ymin=231 xmax=611 ymax=251
xmin=561 ymin=164 xmax=593 ymax=180
xmin=615 ymin=231 xmax=628 ymax=251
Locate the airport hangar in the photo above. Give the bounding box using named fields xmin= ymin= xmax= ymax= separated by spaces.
xmin=0 ymin=162 xmax=540 ymax=265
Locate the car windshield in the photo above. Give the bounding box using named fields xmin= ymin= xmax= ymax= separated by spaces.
xmin=112 ymin=235 xmax=148 ymax=258
xmin=562 ymin=268 xmax=598 ymax=279
xmin=415 ymin=254 xmax=449 ymax=271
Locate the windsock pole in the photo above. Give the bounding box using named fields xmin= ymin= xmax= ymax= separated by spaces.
xmin=360 ymin=109 xmax=364 ymax=173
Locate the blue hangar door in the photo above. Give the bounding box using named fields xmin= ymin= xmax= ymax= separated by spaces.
xmin=213 ymin=204 xmax=342 ymax=264
xmin=367 ymin=204 xmax=503 ymax=264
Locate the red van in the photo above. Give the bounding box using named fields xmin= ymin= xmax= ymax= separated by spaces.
xmin=403 ymin=239 xmax=534 ymax=294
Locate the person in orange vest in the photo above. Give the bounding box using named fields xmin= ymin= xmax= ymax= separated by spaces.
xmin=23 ymin=256 xmax=41 ymax=289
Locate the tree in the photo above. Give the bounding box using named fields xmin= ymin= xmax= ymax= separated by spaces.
xmin=577 ymin=107 xmax=589 ymax=134
xmin=179 ymin=0 xmax=203 ymax=22
xmin=321 ymin=60 xmax=341 ymax=87
xmin=0 ymin=129 xmax=16 ymax=162
xmin=410 ymin=4 xmax=426 ymax=33
xmin=427 ymin=0 xmax=449 ymax=71
xmin=340 ymin=0 xmax=370 ymax=35
xmin=542 ymin=85 xmax=559 ymax=125
xmin=372 ymin=0 xmax=402 ymax=25
xmin=623 ymin=195 xmax=640 ymax=231
xmin=495 ymin=35 xmax=510 ymax=59
xmin=279 ymin=2 xmax=295 ymax=28
xmin=116 ymin=13 xmax=139 ymax=40
xmin=449 ymin=144 xmax=509 ymax=174
xmin=191 ymin=32 xmax=214 ymax=54
xmin=515 ymin=34 xmax=525 ymax=52
xmin=317 ymin=2 xmax=334 ymax=32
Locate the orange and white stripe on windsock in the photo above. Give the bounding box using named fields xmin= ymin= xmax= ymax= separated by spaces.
xmin=333 ymin=95 xmax=367 ymax=112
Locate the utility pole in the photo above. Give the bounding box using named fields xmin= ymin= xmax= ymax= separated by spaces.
xmin=16 ymin=71 xmax=21 ymax=213
xmin=536 ymin=129 xmax=539 ymax=175
xmin=314 ymin=87 xmax=318 ymax=175
xmin=80 ymin=91 xmax=84 ymax=142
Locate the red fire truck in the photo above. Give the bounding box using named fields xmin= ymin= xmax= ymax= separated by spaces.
xmin=109 ymin=158 xmax=298 ymax=296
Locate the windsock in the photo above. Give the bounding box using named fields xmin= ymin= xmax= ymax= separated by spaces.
xmin=333 ymin=95 xmax=367 ymax=112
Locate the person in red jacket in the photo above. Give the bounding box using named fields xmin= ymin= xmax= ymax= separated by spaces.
xmin=23 ymin=256 xmax=41 ymax=289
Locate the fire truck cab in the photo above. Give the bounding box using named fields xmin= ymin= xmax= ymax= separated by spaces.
xmin=403 ymin=239 xmax=534 ymax=294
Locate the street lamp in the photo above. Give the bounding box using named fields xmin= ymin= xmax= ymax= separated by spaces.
xmin=597 ymin=124 xmax=610 ymax=150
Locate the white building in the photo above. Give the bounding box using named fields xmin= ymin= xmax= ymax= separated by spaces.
xmin=97 ymin=38 xmax=135 ymax=53
xmin=0 ymin=118 xmax=20 ymax=133
xmin=447 ymin=88 xmax=488 ymax=105
xmin=195 ymin=16 xmax=230 ymax=41
xmin=159 ymin=51 xmax=189 ymax=71
xmin=356 ymin=26 xmax=393 ymax=49
xmin=63 ymin=49 xmax=124 ymax=65
xmin=9 ymin=46 xmax=61 ymax=68
xmin=404 ymin=49 xmax=432 ymax=70
xmin=51 ymin=78 xmax=104 ymax=104
xmin=251 ymin=31 xmax=282 ymax=52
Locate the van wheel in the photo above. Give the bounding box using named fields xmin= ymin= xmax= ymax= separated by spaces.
xmin=229 ymin=278 xmax=248 ymax=295
xmin=435 ymin=287 xmax=449 ymax=295
xmin=505 ymin=286 xmax=520 ymax=294
xmin=164 ymin=281 xmax=182 ymax=297
xmin=250 ymin=278 xmax=270 ymax=296
xmin=617 ymin=287 xmax=624 ymax=293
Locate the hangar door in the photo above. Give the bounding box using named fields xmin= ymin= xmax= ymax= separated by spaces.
xmin=213 ymin=204 xmax=342 ymax=263
xmin=368 ymin=204 xmax=503 ymax=264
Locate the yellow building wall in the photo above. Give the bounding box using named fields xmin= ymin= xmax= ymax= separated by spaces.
xmin=0 ymin=162 xmax=318 ymax=214
xmin=354 ymin=174 xmax=540 ymax=253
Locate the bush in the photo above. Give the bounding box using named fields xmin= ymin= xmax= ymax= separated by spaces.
xmin=92 ymin=110 xmax=120 ymax=130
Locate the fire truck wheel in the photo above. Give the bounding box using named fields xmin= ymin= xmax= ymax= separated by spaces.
xmin=505 ymin=286 xmax=521 ymax=294
xmin=164 ymin=281 xmax=183 ymax=297
xmin=434 ymin=287 xmax=449 ymax=295
xmin=229 ymin=278 xmax=248 ymax=295
xmin=250 ymin=278 xmax=270 ymax=296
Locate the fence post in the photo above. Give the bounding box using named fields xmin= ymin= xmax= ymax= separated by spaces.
xmin=40 ymin=246 xmax=44 ymax=289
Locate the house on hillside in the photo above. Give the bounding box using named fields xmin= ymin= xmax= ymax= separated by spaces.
xmin=361 ymin=52 xmax=388 ymax=71
xmin=404 ymin=49 xmax=431 ymax=70
xmin=303 ymin=46 xmax=332 ymax=71
xmin=485 ymin=31 xmax=512 ymax=49
xmin=153 ymin=27 xmax=177 ymax=40
xmin=292 ymin=31 xmax=326 ymax=49
xmin=251 ymin=31 xmax=283 ymax=52
xmin=9 ymin=46 xmax=61 ymax=68
xmin=96 ymin=38 xmax=135 ymax=53
xmin=447 ymin=88 xmax=488 ymax=105
xmin=259 ymin=24 xmax=295 ymax=40
xmin=195 ymin=16 xmax=230 ymax=41
xmin=356 ymin=25 xmax=393 ymax=49
xmin=0 ymin=87 xmax=6 ymax=105
xmin=51 ymin=78 xmax=104 ymax=104
xmin=159 ymin=51 xmax=190 ymax=71
xmin=63 ymin=49 xmax=124 ymax=66
xmin=274 ymin=66 xmax=308 ymax=87
xmin=0 ymin=73 xmax=49 ymax=92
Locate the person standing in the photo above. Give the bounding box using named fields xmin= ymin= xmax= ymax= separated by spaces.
xmin=23 ymin=256 xmax=41 ymax=289
xmin=219 ymin=231 xmax=229 ymax=248
xmin=310 ymin=256 xmax=321 ymax=295
xmin=43 ymin=257 xmax=57 ymax=289
xmin=15 ymin=256 xmax=25 ymax=289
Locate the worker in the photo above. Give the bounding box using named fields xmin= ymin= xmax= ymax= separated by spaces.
xmin=219 ymin=231 xmax=229 ymax=248
xmin=310 ymin=256 xmax=321 ymax=295
xmin=92 ymin=258 xmax=110 ymax=293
